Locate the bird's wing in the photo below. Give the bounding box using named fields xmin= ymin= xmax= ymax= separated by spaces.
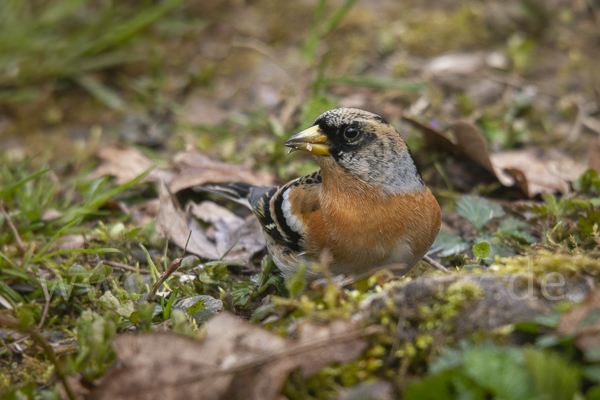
xmin=251 ymin=170 xmax=322 ymax=252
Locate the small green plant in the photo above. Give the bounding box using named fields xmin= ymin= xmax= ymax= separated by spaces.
xmin=432 ymin=195 xmax=534 ymax=264
xmin=406 ymin=342 xmax=582 ymax=400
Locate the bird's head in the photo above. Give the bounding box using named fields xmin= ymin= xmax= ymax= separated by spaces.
xmin=285 ymin=108 xmax=424 ymax=194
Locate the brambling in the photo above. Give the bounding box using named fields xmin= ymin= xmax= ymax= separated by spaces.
xmin=197 ymin=108 xmax=441 ymax=280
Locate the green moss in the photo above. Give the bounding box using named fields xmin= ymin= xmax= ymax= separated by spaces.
xmin=497 ymin=250 xmax=600 ymax=279
xmin=0 ymin=356 xmax=54 ymax=393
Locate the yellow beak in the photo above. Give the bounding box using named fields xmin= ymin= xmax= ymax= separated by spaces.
xmin=284 ymin=125 xmax=330 ymax=156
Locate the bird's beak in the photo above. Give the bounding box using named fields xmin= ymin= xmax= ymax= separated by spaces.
xmin=284 ymin=125 xmax=330 ymax=156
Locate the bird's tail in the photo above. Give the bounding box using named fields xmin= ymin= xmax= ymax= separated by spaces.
xmin=194 ymin=182 xmax=254 ymax=209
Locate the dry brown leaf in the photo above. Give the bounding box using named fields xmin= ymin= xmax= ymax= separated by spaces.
xmin=155 ymin=184 xmax=265 ymax=262
xmin=92 ymin=145 xmax=173 ymax=185
xmin=169 ymin=149 xmax=275 ymax=193
xmin=187 ymin=200 xmax=243 ymax=227
xmin=403 ymin=116 xmax=588 ymax=197
xmin=186 ymin=201 xmax=266 ymax=262
xmin=130 ymin=199 xmax=161 ymax=226
xmin=557 ymin=289 xmax=600 ymax=352
xmin=154 ymin=180 xmax=220 ymax=260
xmin=90 ymin=312 xmax=371 ymax=400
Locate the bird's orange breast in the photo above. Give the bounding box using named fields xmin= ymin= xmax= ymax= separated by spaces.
xmin=302 ymin=167 xmax=441 ymax=274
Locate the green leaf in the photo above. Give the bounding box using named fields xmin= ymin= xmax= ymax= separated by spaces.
xmin=36 ymin=247 xmax=120 ymax=262
xmin=574 ymin=169 xmax=600 ymax=195
xmin=456 ymin=195 xmax=505 ymax=231
xmin=259 ymin=256 xmax=278 ymax=288
xmin=476 ymin=235 xmax=515 ymax=260
xmin=578 ymin=204 xmax=600 ymax=240
xmin=432 ymin=232 xmax=470 ymax=257
xmin=87 ymin=262 xmax=112 ymax=284
xmin=0 ymin=168 xmax=51 ymax=200
xmin=98 ymin=292 xmax=134 ymax=318
xmin=129 ymin=311 xmax=141 ymax=324
xmin=286 ymin=264 xmax=306 ymax=298
xmin=497 ymin=218 xmax=536 ymax=243
xmin=163 ymin=288 xmax=178 ymax=320
xmin=67 ymin=264 xmax=90 ymax=283
xmin=33 ymin=218 xmax=81 ymax=262
xmin=187 ymin=299 xmax=206 ymax=315
xmin=231 ymin=283 xmax=253 ymax=307
xmin=463 ymin=346 xmax=536 ymax=400
xmin=472 ymin=241 xmax=491 ymax=258
xmin=524 ymin=348 xmax=580 ymax=400
xmin=405 ymin=368 xmax=485 ymax=400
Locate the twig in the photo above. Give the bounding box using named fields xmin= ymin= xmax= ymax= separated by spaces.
xmin=182 ymin=230 xmax=192 ymax=257
xmin=104 ymin=260 xmax=150 ymax=274
xmin=0 ymin=201 xmax=25 ymax=252
xmin=0 ymin=313 xmax=77 ymax=400
xmin=38 ymin=282 xmax=51 ymax=329
xmin=423 ymin=254 xmax=450 ymax=273
xmin=146 ymin=231 xmax=192 ymax=302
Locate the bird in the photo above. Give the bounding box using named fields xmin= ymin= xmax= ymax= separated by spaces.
xmin=197 ymin=108 xmax=441 ymax=280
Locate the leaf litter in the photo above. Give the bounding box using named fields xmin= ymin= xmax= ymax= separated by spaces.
xmin=91 ymin=312 xmax=374 ymax=400
xmin=94 ymin=145 xmax=271 ymax=261
xmin=154 ymin=181 xmax=266 ymax=262
xmin=404 ymin=116 xmax=589 ymax=197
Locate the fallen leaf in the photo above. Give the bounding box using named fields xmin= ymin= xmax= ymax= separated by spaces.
xmin=92 ymin=145 xmax=173 ymax=185
xmin=215 ymin=217 xmax=266 ymax=262
xmin=403 ymin=116 xmax=588 ymax=197
xmin=154 ymin=180 xmax=220 ymax=260
xmin=130 ymin=199 xmax=161 ymax=226
xmin=155 ymin=184 xmax=265 ymax=262
xmin=490 ymin=149 xmax=586 ymax=196
xmin=187 ymin=200 xmax=244 ymax=227
xmin=187 ymin=201 xmax=266 ymax=262
xmin=91 ymin=313 xmax=372 ymax=400
xmin=169 ymin=149 xmax=275 ymax=193
xmin=557 ymin=289 xmax=600 ymax=352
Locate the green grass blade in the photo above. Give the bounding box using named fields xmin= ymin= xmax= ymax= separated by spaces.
xmin=36 ymin=247 xmax=121 ymax=262
xmin=321 ymin=0 xmax=359 ymax=36
xmin=0 ymin=168 xmax=51 ymax=200
xmin=33 ymin=218 xmax=81 ymax=262
xmin=0 ymin=250 xmax=19 ymax=269
xmin=75 ymin=74 xmax=127 ymax=111
xmin=77 ymin=0 xmax=184 ymax=58
xmin=84 ymin=167 xmax=153 ymax=210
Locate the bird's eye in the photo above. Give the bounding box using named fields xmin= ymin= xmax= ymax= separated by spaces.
xmin=343 ymin=126 xmax=360 ymax=141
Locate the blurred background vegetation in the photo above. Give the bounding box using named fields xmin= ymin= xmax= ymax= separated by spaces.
xmin=1 ymin=0 xmax=600 ymax=398
xmin=1 ymin=0 xmax=598 ymax=175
